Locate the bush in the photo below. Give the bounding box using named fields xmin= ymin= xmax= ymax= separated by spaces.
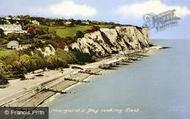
xmin=55 ymin=48 xmax=76 ymax=64
xmin=71 ymin=49 xmax=93 ymax=64
xmin=46 ymin=48 xmax=76 ymax=69
xmin=63 ymin=36 xmax=76 ymax=45
xmin=84 ymin=25 xmax=100 ymax=33
xmin=0 ymin=28 xmax=4 ymax=38
xmin=30 ymin=50 xmax=46 ymax=70
xmin=6 ymin=33 xmax=20 ymax=40
xmin=53 ymin=36 xmax=65 ymax=49
xmin=11 ymin=60 xmax=26 ymax=79
xmin=0 ymin=50 xmax=19 ymax=65
xmin=46 ymin=55 xmax=67 ymax=69
xmin=75 ymin=30 xmax=84 ymax=38
xmin=0 ymin=73 xmax=8 ymax=85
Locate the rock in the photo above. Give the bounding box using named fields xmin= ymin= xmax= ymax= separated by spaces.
xmin=99 ymin=64 xmax=112 ymax=69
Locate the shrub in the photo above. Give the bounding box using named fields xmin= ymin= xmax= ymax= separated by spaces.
xmin=53 ymin=36 xmax=65 ymax=49
xmin=6 ymin=33 xmax=20 ymax=40
xmin=75 ymin=31 xmax=84 ymax=38
xmin=0 ymin=73 xmax=8 ymax=85
xmin=11 ymin=60 xmax=26 ymax=79
xmin=55 ymin=48 xmax=76 ymax=64
xmin=0 ymin=50 xmax=19 ymax=65
xmin=46 ymin=55 xmax=67 ymax=69
xmin=20 ymin=54 xmax=31 ymax=64
xmin=71 ymin=49 xmax=93 ymax=64
xmin=0 ymin=28 xmax=4 ymax=38
xmin=62 ymin=36 xmax=76 ymax=45
xmin=84 ymin=25 xmax=100 ymax=33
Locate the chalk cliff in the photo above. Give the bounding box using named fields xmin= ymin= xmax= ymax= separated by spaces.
xmin=71 ymin=26 xmax=152 ymax=57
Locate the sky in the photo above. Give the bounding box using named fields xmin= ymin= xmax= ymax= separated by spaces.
xmin=0 ymin=0 xmax=190 ymax=39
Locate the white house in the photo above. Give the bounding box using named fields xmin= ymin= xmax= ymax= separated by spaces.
xmin=12 ymin=16 xmax=20 ymax=20
xmin=7 ymin=41 xmax=19 ymax=49
xmin=31 ymin=20 xmax=40 ymax=25
xmin=5 ymin=16 xmax=11 ymax=20
xmin=64 ymin=21 xmax=72 ymax=25
xmin=0 ymin=24 xmax=26 ymax=35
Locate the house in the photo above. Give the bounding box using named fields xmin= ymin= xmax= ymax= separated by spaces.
xmin=0 ymin=24 xmax=26 ymax=35
xmin=5 ymin=16 xmax=11 ymax=20
xmin=12 ymin=16 xmax=20 ymax=21
xmin=64 ymin=21 xmax=72 ymax=25
xmin=7 ymin=40 xmax=19 ymax=49
xmin=31 ymin=20 xmax=40 ymax=25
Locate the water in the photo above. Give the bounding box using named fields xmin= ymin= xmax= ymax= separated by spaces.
xmin=48 ymin=39 xmax=190 ymax=119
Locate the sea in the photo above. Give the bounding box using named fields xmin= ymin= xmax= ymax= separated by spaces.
xmin=47 ymin=39 xmax=190 ymax=119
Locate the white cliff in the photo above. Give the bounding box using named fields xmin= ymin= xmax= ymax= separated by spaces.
xmin=0 ymin=24 xmax=26 ymax=35
xmin=71 ymin=26 xmax=152 ymax=57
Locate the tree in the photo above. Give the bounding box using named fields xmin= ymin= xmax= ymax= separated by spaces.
xmin=71 ymin=49 xmax=93 ymax=64
xmin=0 ymin=28 xmax=4 ymax=38
xmin=46 ymin=55 xmax=67 ymax=69
xmin=30 ymin=50 xmax=46 ymax=71
xmin=55 ymin=19 xmax=64 ymax=26
xmin=11 ymin=60 xmax=26 ymax=79
xmin=20 ymin=54 xmax=31 ymax=71
xmin=55 ymin=48 xmax=76 ymax=64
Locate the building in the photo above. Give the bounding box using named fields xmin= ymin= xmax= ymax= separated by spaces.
xmin=31 ymin=20 xmax=40 ymax=25
xmin=0 ymin=24 xmax=26 ymax=35
xmin=64 ymin=21 xmax=72 ymax=25
xmin=7 ymin=40 xmax=19 ymax=49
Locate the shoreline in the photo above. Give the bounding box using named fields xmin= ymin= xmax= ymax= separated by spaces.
xmin=0 ymin=46 xmax=162 ymax=107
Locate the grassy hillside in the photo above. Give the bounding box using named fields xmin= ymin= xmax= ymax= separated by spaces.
xmin=49 ymin=24 xmax=114 ymax=38
xmin=49 ymin=25 xmax=92 ymax=38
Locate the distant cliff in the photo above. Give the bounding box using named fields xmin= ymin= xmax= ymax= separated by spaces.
xmin=71 ymin=26 xmax=152 ymax=57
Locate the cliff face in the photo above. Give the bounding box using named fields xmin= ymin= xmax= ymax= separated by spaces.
xmin=71 ymin=26 xmax=152 ymax=57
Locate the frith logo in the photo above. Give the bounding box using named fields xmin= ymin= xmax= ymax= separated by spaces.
xmin=143 ymin=9 xmax=180 ymax=31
